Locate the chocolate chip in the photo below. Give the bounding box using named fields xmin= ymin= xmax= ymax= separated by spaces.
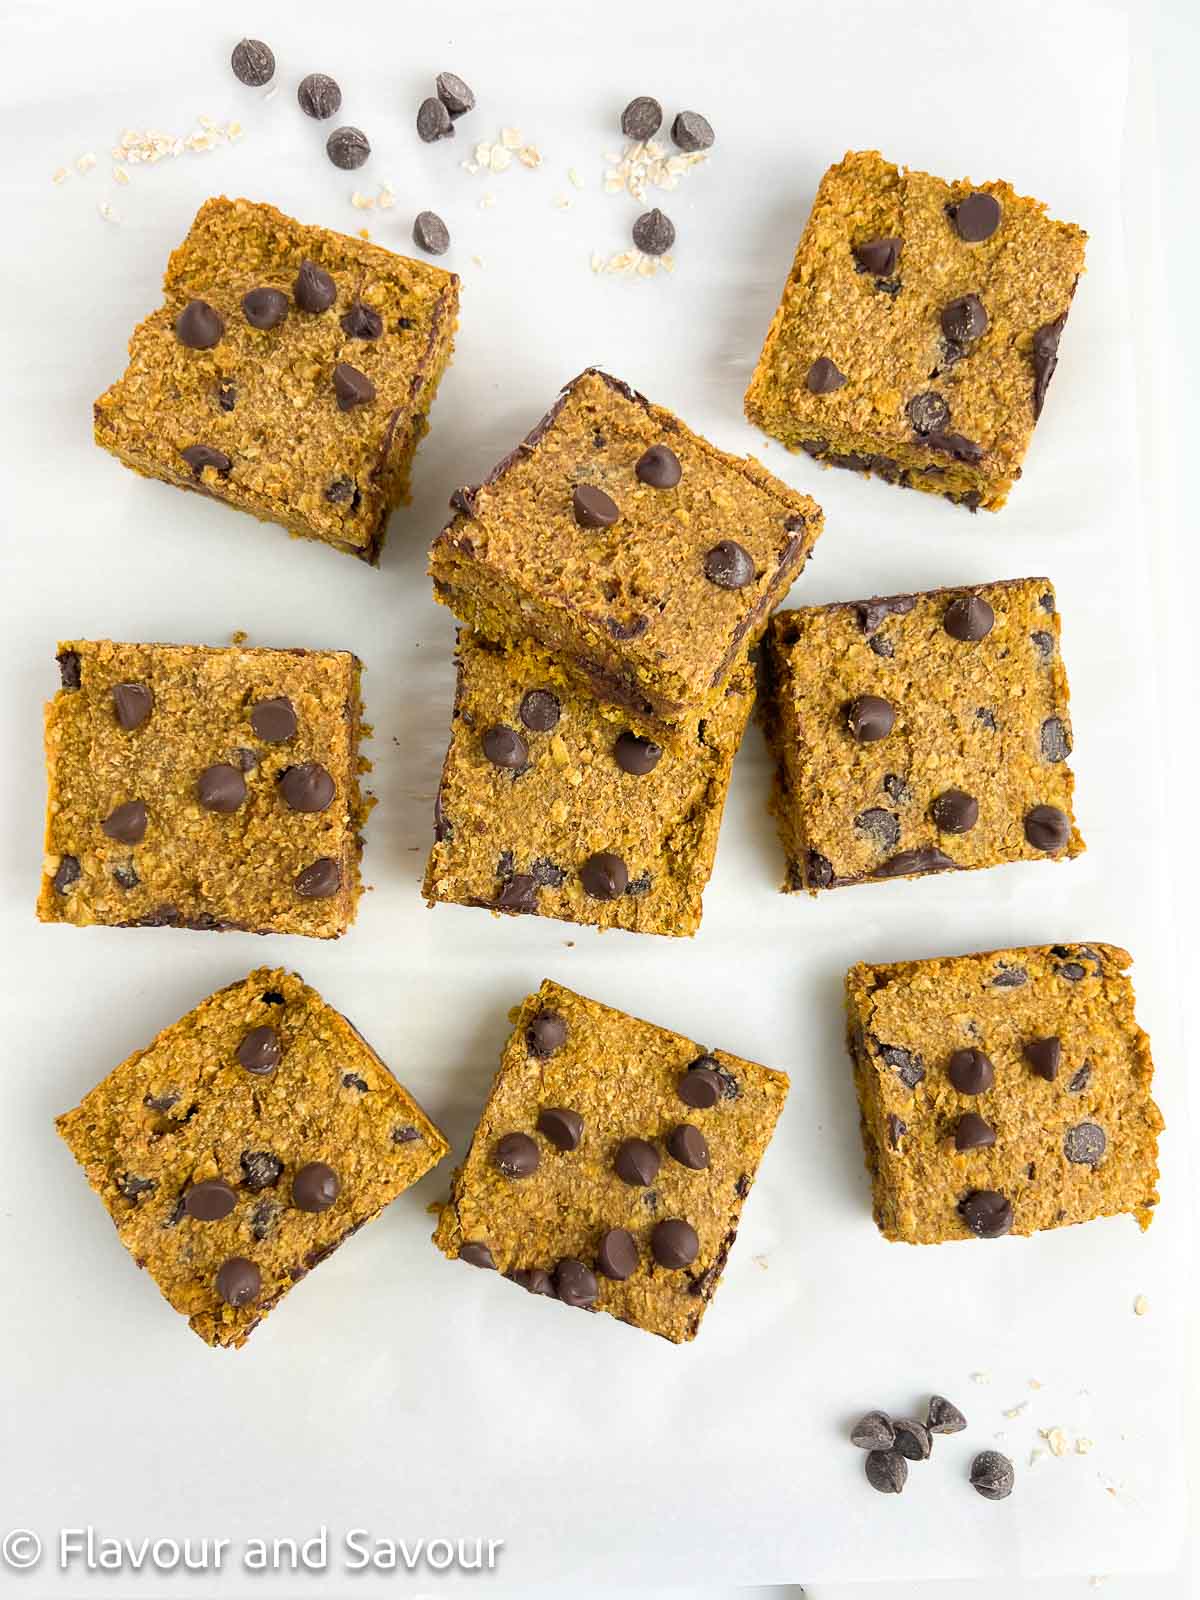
xmin=853 ymin=237 xmax=902 ymax=276
xmin=513 ymin=1266 xmax=556 ymax=1295
xmin=970 ymin=1450 xmax=1015 ymax=1500
xmin=893 ymin=1418 xmax=933 ymax=1461
xmin=873 ymin=846 xmax=957 ymax=877
xmin=1024 ymin=1037 xmax=1062 ymax=1081
xmin=677 ymin=1066 xmax=721 ymax=1109
xmin=279 ymin=763 xmax=335 ymax=813
xmin=242 ymin=286 xmax=288 ymax=330
xmin=944 ymin=594 xmax=995 ymax=641
xmin=1041 ymin=717 xmax=1071 ymax=763
xmin=854 ymin=808 xmax=901 ymax=852
xmin=217 ymin=382 xmax=237 ymax=411
xmin=327 ymin=125 xmax=370 ymax=170
xmin=554 ymin=1258 xmax=598 ymax=1308
xmin=851 ymin=1411 xmax=895 ymax=1450
xmin=495 ymin=874 xmax=536 ymax=914
xmin=526 ymin=1011 xmax=567 ymax=1058
xmin=112 ymin=863 xmax=139 ymax=889
xmin=806 ymin=356 xmax=846 ymax=394
xmin=1065 ymin=1122 xmax=1106 ymax=1165
xmin=436 ymin=71 xmax=475 ymax=118
xmin=621 ymin=95 xmax=662 ymax=139
xmin=494 ymin=1132 xmax=539 ymax=1179
xmin=614 ymin=731 xmax=662 ymax=775
xmin=950 ymin=192 xmax=1001 ymax=243
xmin=666 ymin=1124 xmax=709 ymax=1171
xmin=847 ymin=694 xmax=894 ymax=743
xmin=216 ymin=1257 xmax=261 ymax=1307
xmin=947 ymin=1048 xmax=994 ymax=1095
xmin=941 ymin=294 xmax=988 ymax=342
xmin=197 ymin=763 xmax=247 ymax=814
xmin=237 ymin=1026 xmax=280 ymax=1076
xmin=931 ymin=789 xmax=979 ymax=833
xmin=882 ymin=774 xmax=910 ymax=805
xmin=57 ymin=649 xmax=81 ymax=689
xmin=1058 ymin=961 xmax=1086 ymax=982
xmin=1024 ymin=804 xmax=1071 ymax=852
xmin=333 ymin=362 xmax=376 ymax=411
xmin=459 ymin=1241 xmax=495 ymax=1269
xmin=231 ymin=38 xmax=274 ymax=86
xmin=887 ymin=1114 xmax=907 ymax=1148
xmin=595 ymin=1228 xmax=638 ymax=1282
xmin=531 ymin=857 xmax=565 ymax=887
xmin=340 ymin=302 xmax=384 ymax=340
xmin=1031 ymin=630 xmax=1055 ymax=660
xmin=325 ymin=477 xmax=358 ymax=506
xmin=241 ymin=1150 xmax=283 ymax=1190
xmin=958 ymin=1190 xmax=1013 ymax=1238
xmin=921 ymin=1396 xmax=966 ymax=1436
xmin=908 ymin=391 xmax=950 ymax=434
xmin=879 ymin=1043 xmax=924 ymax=1089
xmin=572 ymin=483 xmax=619 ymax=528
xmin=515 ymin=689 xmax=559 ymax=733
xmin=580 ymin=851 xmax=628 ymax=900
xmin=112 ymin=682 xmax=153 ymax=730
xmin=869 ymin=636 xmax=893 ymax=661
xmin=52 ymin=855 xmax=80 ymax=893
xmin=184 ymin=1179 xmax=237 ymax=1221
xmin=175 ymin=299 xmax=224 ymax=349
xmin=293 ymin=1161 xmax=340 ymax=1212
xmin=975 ymin=707 xmax=998 ymax=730
xmin=537 ymin=1107 xmax=583 ymax=1152
xmin=955 ymin=1112 xmax=996 ymax=1152
xmin=295 ymin=858 xmax=341 ymax=898
xmin=102 ymin=800 xmax=147 ymax=845
xmin=342 ymin=1073 xmax=369 ymax=1091
xmin=1068 ymin=1063 xmax=1093 ymax=1094
xmin=635 ymin=444 xmax=682 ymax=487
xmin=298 ymin=72 xmax=342 ymax=119
xmin=181 ymin=444 xmax=232 ymax=477
xmin=865 ymin=1450 xmax=907 ymax=1495
xmin=651 ymin=1218 xmax=699 ymax=1268
xmin=250 ymin=696 xmax=297 ymax=742
xmin=482 ymin=724 xmax=528 ymax=769
xmin=804 ymin=850 xmax=835 ymax=888
xmin=690 ymin=1052 xmax=740 ymax=1100
xmin=702 ymin=540 xmax=755 ymax=591
xmin=417 ymin=93 xmax=457 ymax=142
xmin=926 ymin=431 xmax=984 ymax=464
xmin=1032 ymin=314 xmax=1067 ymax=418
xmin=117 ymin=1173 xmax=157 ymax=1200
xmin=391 ymin=1125 xmax=420 ymax=1144
xmin=412 ymin=210 xmax=450 ymax=255
xmin=249 ymin=1201 xmax=278 ymax=1241
xmin=615 ymin=1138 xmax=660 ymax=1187
xmin=671 ymin=110 xmax=714 ymax=151
xmin=294 ymin=259 xmax=336 ymax=314
xmin=632 ymin=208 xmax=675 ymax=255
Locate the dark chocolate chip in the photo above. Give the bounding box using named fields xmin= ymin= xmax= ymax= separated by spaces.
xmin=865 ymin=1450 xmax=907 ymax=1495
xmin=293 ymin=259 xmax=336 ymax=313
xmin=580 ymin=851 xmax=628 ymax=900
xmin=112 ymin=682 xmax=153 ymax=730
xmin=250 ymin=697 xmax=297 ymax=742
xmin=975 ymin=707 xmax=998 ymax=730
xmin=944 ymin=594 xmax=995 ymax=641
xmin=537 ymin=1107 xmax=583 ymax=1152
xmin=626 ymin=871 xmax=653 ymax=899
xmin=950 ymin=192 xmax=1001 ymax=243
xmin=217 ymin=382 xmax=237 ymax=411
xmin=621 ymin=95 xmax=662 ymax=140
xmin=231 ymin=38 xmax=274 ymax=86
xmin=333 ymin=362 xmax=376 ymax=411
xmin=572 ymin=483 xmax=620 ymax=529
xmin=927 ymin=430 xmax=984 ymax=464
xmin=806 ymin=356 xmax=846 ymax=394
xmin=417 ymin=95 xmax=454 ymax=142
xmin=531 ymin=857 xmax=565 ymax=887
xmin=887 ymin=1113 xmax=907 ymax=1148
xmin=851 ymin=1410 xmax=895 ymax=1450
xmin=494 ymin=1132 xmax=540 ymax=1179
xmin=495 ymin=874 xmax=536 ymax=913
xmin=184 ymin=1179 xmax=237 ymax=1221
xmin=279 ymin=763 xmax=335 ymax=813
xmin=57 ymin=649 xmax=81 ymax=689
xmin=240 ymin=1150 xmax=283 ymax=1190
xmin=931 ymin=789 xmax=979 ymax=833
xmin=1024 ymin=805 xmax=1071 ymax=852
xmin=1064 ymin=1122 xmax=1106 ymax=1165
xmin=391 ymin=1125 xmax=421 ymax=1144
xmin=927 ymin=1395 xmax=967 ymax=1434
xmin=52 ymin=854 xmax=80 ymax=894
xmin=800 ymin=437 xmax=829 ymax=457
xmin=873 ymin=846 xmax=957 ymax=877
xmin=941 ymin=294 xmax=988 ymax=342
xmin=216 ymin=1257 xmax=261 ymax=1307
xmin=482 ymin=724 xmax=529 ymax=769
xmin=882 ymin=774 xmax=911 ymax=805
xmin=847 ymin=694 xmax=894 ymax=743
xmin=677 ymin=1066 xmax=722 ymax=1109
xmin=102 ymin=800 xmax=147 ymax=845
xmin=117 ymin=1173 xmax=157 ymax=1200
xmin=806 ymin=850 xmax=835 ymax=888
xmin=412 ymin=210 xmax=450 ymax=255
xmin=459 ymin=1241 xmax=495 ymax=1269
xmin=703 ymin=540 xmax=754 ymax=589
xmin=651 ymin=1218 xmax=699 ymax=1268
xmin=197 ymin=763 xmax=247 ymax=813
xmin=1058 ymin=961 xmax=1086 ymax=982
xmin=327 ymin=125 xmax=370 ymax=169
xmin=958 ymin=1189 xmax=1013 ymax=1238
xmin=242 ymin=286 xmax=289 ymax=329
xmin=970 ymin=1450 xmax=1015 ymax=1500
xmin=1068 ymin=1063 xmax=1093 ymax=1094
xmin=295 ymin=857 xmax=341 ymax=898
xmin=554 ymin=1258 xmax=598 ymax=1307
xmin=436 ymin=71 xmax=475 ymax=118
xmin=298 ymin=72 xmax=342 ymax=119
xmin=1041 ymin=717 xmax=1071 ymax=763
xmin=854 ymin=237 xmax=902 ymax=276
xmin=854 ymin=808 xmax=901 ymax=852
xmin=893 ymin=1418 xmax=933 ymax=1461
xmin=342 ymin=1073 xmax=369 ymax=1091
xmin=1031 ymin=630 xmax=1055 ymax=660
xmin=1024 ymin=1037 xmax=1062 ymax=1081
xmin=293 ymin=1161 xmax=340 ymax=1212
xmin=955 ymin=1112 xmax=996 ymax=1152
xmin=237 ymin=1026 xmax=280 ymax=1075
xmin=614 ymin=730 xmax=662 ymax=775
xmin=596 ymin=1227 xmax=638 ymax=1281
xmin=175 ymin=299 xmax=224 ymax=349
xmin=690 ymin=1052 xmax=739 ymax=1100
xmin=181 ymin=444 xmax=232 ymax=477
xmin=512 ymin=1266 xmax=556 ymax=1295
xmin=879 ymin=1043 xmax=925 ymax=1088
xmin=112 ymin=863 xmax=139 ymax=889
xmin=868 ymin=637 xmax=893 ymax=660
xmin=325 ymin=477 xmax=358 ymax=506
xmin=635 ymin=444 xmax=682 ymax=487
xmin=1032 ymin=314 xmax=1068 ymax=419
xmin=615 ymin=1138 xmax=660 ymax=1187
xmin=666 ymin=1124 xmax=710 ymax=1170
xmin=518 ymin=689 xmax=560 ymax=731
xmin=908 ymin=391 xmax=950 ymax=434
xmin=632 ymin=208 xmax=675 ymax=255
xmin=526 ymin=1011 xmax=567 ymax=1058
xmin=948 ymin=1048 xmax=995 ymax=1095
xmin=856 ymin=595 xmax=916 ymax=633
xmin=260 ymin=990 xmax=285 ymax=1005
xmin=340 ymin=301 xmax=384 ymax=340
xmin=671 ymin=110 xmax=714 ymax=151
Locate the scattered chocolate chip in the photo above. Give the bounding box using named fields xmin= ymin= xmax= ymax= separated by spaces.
xmin=944 ymin=594 xmax=995 ymax=641
xmin=417 ymin=95 xmax=454 ymax=142
xmin=242 ymin=286 xmax=289 ymax=330
xmin=873 ymin=846 xmax=957 ymax=877
xmin=635 ymin=444 xmax=682 ymax=487
xmin=1031 ymin=630 xmax=1055 ymax=660
xmin=117 ymin=1173 xmax=157 ymax=1200
xmin=955 ymin=1112 xmax=996 ymax=1152
xmin=1041 ymin=717 xmax=1072 ymax=763
xmin=950 ymin=192 xmax=1001 ymax=243
xmin=293 ymin=259 xmax=336 ymax=313
xmin=57 ymin=649 xmax=81 ymax=689
xmin=181 ymin=444 xmax=232 ymax=477
xmin=931 ymin=789 xmax=979 ymax=833
xmin=615 ymin=1138 xmax=660 ymax=1187
xmin=854 ymin=808 xmax=901 ymax=852
xmin=851 ymin=1411 xmax=895 ymax=1450
xmin=340 ymin=301 xmax=384 ymax=340
xmin=537 ymin=1107 xmax=583 ymax=1152
xmin=879 ymin=1043 xmax=924 ymax=1088
xmin=333 ymin=362 xmax=376 ymax=411
xmin=1065 ymin=1122 xmax=1106 ymax=1165
xmin=554 ymin=1258 xmax=598 ymax=1308
xmin=279 ymin=763 xmax=335 ymax=813
xmin=651 ymin=1217 xmax=699 ymax=1268
xmin=633 ymin=208 xmax=675 ymax=255
xmin=494 ymin=1132 xmax=540 ymax=1179
xmin=893 ymin=1418 xmax=933 ymax=1461
xmin=184 ymin=1179 xmax=237 ymax=1221
xmin=853 ymin=237 xmax=902 ymax=276
xmin=941 ymin=294 xmax=988 ymax=342
xmin=495 ymin=874 xmax=536 ymax=913
xmin=596 ymin=1227 xmax=639 ymax=1281
xmin=436 ymin=71 xmax=475 ymax=118
xmin=52 ymin=855 xmax=80 ymax=893
xmin=175 ymin=299 xmax=224 ymax=349
xmin=677 ymin=1066 xmax=721 ymax=1109
xmin=197 ymin=763 xmax=247 ymax=813
xmin=240 ymin=1150 xmax=283 ymax=1190
xmin=882 ymin=774 xmax=910 ymax=805
xmin=216 ymin=1257 xmax=261 ymax=1307
xmin=887 ymin=1113 xmax=907 ymax=1148
xmin=927 ymin=1395 xmax=967 ymax=1434
xmin=237 ymin=1026 xmax=280 ymax=1077
xmin=231 ymin=38 xmax=275 ymax=87
xmin=1024 ymin=804 xmax=1071 ymax=852
xmin=526 ymin=1011 xmax=567 ymax=1058
xmin=459 ymin=1241 xmax=495 ymax=1269
xmin=295 ymin=857 xmax=341 ymax=898
xmin=112 ymin=682 xmax=153 ymax=730
xmin=102 ymin=800 xmax=147 ymax=845
xmin=703 ymin=540 xmax=755 ymax=589
xmin=327 ymin=125 xmax=370 ymax=170
xmin=806 ymin=356 xmax=846 ymax=394
xmin=580 ymin=851 xmax=628 ymax=900
xmin=958 ymin=1189 xmax=1013 ymax=1238
xmin=847 ymin=694 xmax=895 ymax=743
xmin=298 ymin=72 xmax=341 ymax=119
xmin=1024 ymin=1037 xmax=1062 ymax=1081
xmin=865 ymin=1450 xmax=907 ymax=1494
xmin=1032 ymin=314 xmax=1067 ymax=419
xmin=908 ymin=391 xmax=950 ymax=434
xmin=412 ymin=210 xmax=450 ymax=255
xmin=666 ymin=1124 xmax=710 ymax=1170
xmin=482 ymin=724 xmax=528 ymax=769
xmin=250 ymin=697 xmax=297 ymax=742
xmin=572 ymin=483 xmax=620 ymax=528
xmin=671 ymin=110 xmax=714 ymax=151
xmin=112 ymin=863 xmax=139 ymax=889
xmin=293 ymin=1161 xmax=340 ymax=1212
xmin=614 ymin=730 xmax=662 ymax=775
xmin=512 ymin=1266 xmax=556 ymax=1295
xmin=1068 ymin=1063 xmax=1093 ymax=1094
xmin=948 ymin=1048 xmax=994 ymax=1095
xmin=621 ymin=95 xmax=662 ymax=140
xmin=970 ymin=1449 xmax=1014 ymax=1500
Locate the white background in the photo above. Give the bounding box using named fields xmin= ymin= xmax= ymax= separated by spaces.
xmin=0 ymin=0 xmax=1195 ymax=1597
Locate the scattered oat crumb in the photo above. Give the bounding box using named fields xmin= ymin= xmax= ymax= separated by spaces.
xmin=351 ymin=191 xmax=375 ymax=210
xmin=993 ymin=1430 xmax=1007 ymax=1442
xmin=553 ymin=194 xmax=573 ymax=210
xmin=500 ymin=126 xmax=522 ymax=149
xmin=479 ymin=192 xmax=496 ymax=209
xmin=230 ymin=629 xmax=248 ymax=645
xmin=1028 ymin=1377 xmax=1043 ymax=1390
xmin=1133 ymin=1294 xmax=1149 ymax=1316
xmin=76 ymin=152 xmax=97 ymax=174
xmin=753 ymin=1254 xmax=768 ymax=1270
xmin=112 ymin=165 xmax=130 ymax=186
xmin=1003 ymin=1401 xmax=1029 ymax=1419
xmin=1029 ymin=1447 xmax=1045 ymax=1466
xmin=568 ymin=166 xmax=584 ymax=189
xmin=564 ymin=940 xmax=575 ymax=948
xmin=489 ymin=146 xmax=513 ymax=174
xmin=356 ymin=228 xmax=370 ymax=241
xmin=601 ymin=137 xmax=708 ymax=204
xmin=518 ymin=146 xmax=542 ymax=169
xmin=1089 ymin=1578 xmax=1108 ymax=1589
xmin=97 ymin=201 xmax=120 ymax=224
xmin=970 ymin=1371 xmax=991 ymax=1385
xmin=471 ymin=254 xmax=485 ymax=269
xmin=52 ymin=166 xmax=70 ymax=185
xmin=1041 ymin=1427 xmax=1070 ymax=1457
xmin=377 ymin=184 xmax=395 ymax=210
xmin=589 ymin=249 xmax=675 ymax=279
xmin=1076 ymin=1436 xmax=1094 ymax=1455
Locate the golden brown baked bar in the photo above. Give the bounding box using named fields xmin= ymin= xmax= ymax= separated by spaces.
xmin=760 ymin=578 xmax=1083 ymax=891
xmin=846 ymin=944 xmax=1162 ymax=1244
xmin=422 ymin=632 xmax=753 ymax=936
xmin=39 ymin=639 xmax=370 ymax=937
xmin=94 ymin=196 xmax=459 ymax=562
xmin=433 ymin=980 xmax=788 ymax=1341
xmin=745 ymin=151 xmax=1086 ymax=511
xmin=429 ymin=368 xmax=822 ymax=735
xmin=57 ymin=968 xmax=448 ymax=1348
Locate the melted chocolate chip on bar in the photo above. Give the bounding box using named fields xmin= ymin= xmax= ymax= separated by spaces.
xmin=526 ymin=1011 xmax=567 ymax=1057
xmin=572 ymin=483 xmax=620 ymax=528
xmin=102 ymin=800 xmax=147 ymax=845
xmin=237 ymin=1026 xmax=280 ymax=1076
xmin=943 ymin=594 xmax=995 ymax=641
xmin=278 ymin=763 xmax=335 ymax=813
xmin=853 ymin=236 xmax=902 ymax=277
xmin=615 ymin=1137 xmax=660 ymax=1187
xmin=295 ymin=857 xmax=341 ymax=898
xmin=806 ymin=356 xmax=846 ymax=394
xmin=242 ymin=287 xmax=289 ymax=329
xmin=635 ymin=444 xmax=682 ymax=487
xmin=332 ymin=363 xmax=376 ymax=411
xmin=958 ymin=1189 xmax=1013 ymax=1238
xmin=537 ymin=1107 xmax=584 ymax=1152
xmin=112 ymin=682 xmax=153 ymax=730
xmin=494 ymin=1133 xmax=540 ymax=1179
xmin=949 ymin=192 xmax=1001 ymax=242
xmin=293 ymin=259 xmax=336 ymax=313
xmin=175 ymin=300 xmax=224 ymax=349
xmin=1024 ymin=1037 xmax=1062 ymax=1081
xmin=703 ymin=539 xmax=754 ymax=589
xmin=948 ymin=1048 xmax=994 ymax=1094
